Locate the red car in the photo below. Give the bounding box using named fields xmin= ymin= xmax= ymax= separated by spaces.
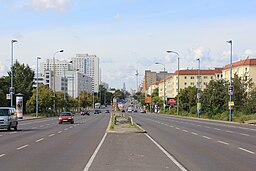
xmin=58 ymin=112 xmax=74 ymax=124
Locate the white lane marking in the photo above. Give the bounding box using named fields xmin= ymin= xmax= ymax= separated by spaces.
xmin=32 ymin=127 xmax=37 ymax=129
xmin=238 ymin=147 xmax=255 ymax=154
xmin=145 ymin=133 xmax=187 ymax=171
xmin=83 ymin=133 xmax=107 ymax=171
xmin=214 ymin=128 xmax=221 ymax=130
xmin=0 ymin=154 xmax=6 ymax=158
xmin=36 ymin=138 xmax=44 ymax=142
xmin=39 ymin=125 xmax=44 ymax=127
xmin=0 ymin=135 xmax=3 ymax=137
xmin=182 ymin=130 xmax=188 ymax=133
xmin=191 ymin=132 xmax=198 ymax=135
xmin=69 ymin=126 xmax=73 ymax=128
xmin=49 ymin=134 xmax=55 ymax=137
xmin=58 ymin=131 xmax=62 ymax=134
xmin=205 ymin=126 xmax=210 ymax=128
xmin=197 ymin=125 xmax=202 ymax=127
xmin=225 ymin=130 xmax=234 ymax=133
xmin=239 ymin=133 xmax=250 ymax=137
xmin=175 ymin=127 xmax=180 ymax=130
xmin=46 ymin=124 xmax=50 ymax=126
xmin=164 ymin=124 xmax=169 ymax=126
xmin=10 ymin=132 xmax=17 ymax=134
xmin=202 ymin=136 xmax=211 ymax=139
xmin=64 ymin=128 xmax=68 ymax=131
xmin=17 ymin=144 xmax=29 ymax=150
xmin=169 ymin=125 xmax=174 ymax=128
xmin=217 ymin=141 xmax=229 ymax=145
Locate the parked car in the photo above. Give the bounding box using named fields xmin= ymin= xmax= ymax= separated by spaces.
xmin=80 ymin=110 xmax=90 ymax=116
xmin=0 ymin=107 xmax=18 ymax=131
xmin=58 ymin=112 xmax=74 ymax=124
xmin=134 ymin=109 xmax=138 ymax=113
xmin=105 ymin=110 xmax=110 ymax=113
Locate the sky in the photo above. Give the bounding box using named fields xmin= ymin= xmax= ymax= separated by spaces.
xmin=1 ymin=0 xmax=256 ymax=90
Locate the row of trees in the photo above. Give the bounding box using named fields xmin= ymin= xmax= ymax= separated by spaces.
xmin=0 ymin=60 xmax=119 ymax=116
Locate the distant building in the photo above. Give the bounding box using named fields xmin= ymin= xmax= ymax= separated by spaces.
xmin=71 ymin=54 xmax=100 ymax=93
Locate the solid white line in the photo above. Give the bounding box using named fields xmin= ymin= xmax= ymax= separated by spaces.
xmin=36 ymin=138 xmax=44 ymax=142
xmin=49 ymin=134 xmax=55 ymax=137
xmin=145 ymin=133 xmax=187 ymax=171
xmin=238 ymin=147 xmax=255 ymax=154
xmin=217 ymin=141 xmax=229 ymax=145
xmin=239 ymin=133 xmax=250 ymax=137
xmin=83 ymin=132 xmax=107 ymax=171
xmin=17 ymin=144 xmax=29 ymax=150
xmin=191 ymin=132 xmax=198 ymax=135
xmin=202 ymin=136 xmax=211 ymax=139
xmin=0 ymin=154 xmax=6 ymax=158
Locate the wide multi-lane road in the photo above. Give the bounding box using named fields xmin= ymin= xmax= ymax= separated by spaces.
xmin=0 ymin=113 xmax=109 ymax=171
xmin=128 ymin=112 xmax=256 ymax=171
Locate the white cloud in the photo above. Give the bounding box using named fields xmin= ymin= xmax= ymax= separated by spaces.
xmin=243 ymin=49 xmax=256 ymax=58
xmin=113 ymin=13 xmax=123 ymax=21
xmin=192 ymin=46 xmax=211 ymax=60
xmin=30 ymin=0 xmax=71 ymax=12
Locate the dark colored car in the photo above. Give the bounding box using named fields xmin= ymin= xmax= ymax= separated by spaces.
xmin=58 ymin=112 xmax=74 ymax=124
xmin=80 ymin=110 xmax=90 ymax=116
xmin=105 ymin=110 xmax=110 ymax=113
xmin=94 ymin=109 xmax=101 ymax=114
xmin=134 ymin=109 xmax=138 ymax=113
xmin=121 ymin=109 xmax=125 ymax=113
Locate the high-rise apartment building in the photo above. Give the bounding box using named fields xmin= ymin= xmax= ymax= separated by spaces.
xmin=71 ymin=54 xmax=100 ymax=93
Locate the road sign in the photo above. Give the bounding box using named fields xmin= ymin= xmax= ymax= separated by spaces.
xmin=6 ymin=94 xmax=10 ymax=100
xmin=228 ymin=101 xmax=234 ymax=106
xmin=9 ymin=87 xmax=15 ymax=94
xmin=228 ymin=86 xmax=234 ymax=95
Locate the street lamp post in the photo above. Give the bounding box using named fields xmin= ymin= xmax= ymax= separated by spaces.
xmin=53 ymin=49 xmax=64 ymax=113
xmin=166 ymin=51 xmax=180 ymax=116
xmin=197 ymin=58 xmax=201 ymax=118
xmin=36 ymin=56 xmax=41 ymax=117
xmin=155 ymin=62 xmax=166 ymax=109
xmin=227 ymin=40 xmax=233 ymax=122
xmin=10 ymin=40 xmax=18 ymax=107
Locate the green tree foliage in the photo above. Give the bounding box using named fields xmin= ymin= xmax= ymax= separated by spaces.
xmin=201 ymin=79 xmax=228 ymax=117
xmin=7 ymin=61 xmax=34 ymax=113
xmin=177 ymin=86 xmax=197 ymax=112
xmin=113 ymin=89 xmax=125 ymax=101
xmin=0 ymin=76 xmax=10 ymax=107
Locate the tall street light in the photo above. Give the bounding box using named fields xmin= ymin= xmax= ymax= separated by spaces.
xmin=53 ymin=49 xmax=64 ymax=113
xmin=197 ymin=58 xmax=201 ymax=118
xmin=10 ymin=39 xmax=18 ymax=107
xmin=227 ymin=40 xmax=233 ymax=122
xmin=36 ymin=57 xmax=41 ymax=117
xmin=155 ymin=62 xmax=166 ymax=109
xmin=166 ymin=50 xmax=180 ymax=116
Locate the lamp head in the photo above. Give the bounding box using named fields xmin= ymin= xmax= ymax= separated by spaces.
xmin=12 ymin=40 xmax=18 ymax=43
xmin=60 ymin=50 xmax=64 ymax=53
xmin=226 ymin=40 xmax=232 ymax=44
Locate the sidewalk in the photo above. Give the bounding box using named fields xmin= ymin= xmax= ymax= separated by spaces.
xmin=89 ymin=133 xmax=181 ymax=171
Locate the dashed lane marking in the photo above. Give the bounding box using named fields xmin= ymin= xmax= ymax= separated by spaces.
xmin=238 ymin=147 xmax=255 ymax=154
xmin=191 ymin=132 xmax=198 ymax=135
xmin=17 ymin=144 xmax=29 ymax=150
xmin=182 ymin=130 xmax=188 ymax=133
xmin=214 ymin=128 xmax=221 ymax=130
xmin=0 ymin=154 xmax=6 ymax=158
xmin=36 ymin=138 xmax=44 ymax=142
xmin=49 ymin=134 xmax=55 ymax=137
xmin=58 ymin=131 xmax=62 ymax=133
xmin=239 ymin=133 xmax=250 ymax=137
xmin=217 ymin=141 xmax=229 ymax=145
xmin=202 ymin=136 xmax=211 ymax=139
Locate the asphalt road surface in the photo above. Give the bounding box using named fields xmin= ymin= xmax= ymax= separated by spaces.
xmin=0 ymin=113 xmax=109 ymax=171
xmin=128 ymin=112 xmax=256 ymax=171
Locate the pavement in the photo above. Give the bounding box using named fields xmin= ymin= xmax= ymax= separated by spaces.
xmin=89 ymin=133 xmax=181 ymax=171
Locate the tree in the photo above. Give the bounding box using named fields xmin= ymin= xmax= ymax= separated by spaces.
xmin=8 ymin=61 xmax=34 ymax=113
xmin=177 ymin=86 xmax=197 ymax=112
xmin=0 ymin=76 xmax=10 ymax=107
xmin=201 ymin=79 xmax=228 ymax=117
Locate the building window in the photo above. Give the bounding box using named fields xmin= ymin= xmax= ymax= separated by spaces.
xmin=204 ymin=82 xmax=208 ymax=86
xmin=191 ymin=76 xmax=194 ymax=79
xmin=204 ymin=76 xmax=208 ymax=79
xmin=245 ymin=68 xmax=248 ymax=72
xmin=211 ymin=76 xmax=213 ymax=79
xmin=184 ymin=76 xmax=187 ymax=79
xmin=191 ymin=82 xmax=195 ymax=86
xmin=184 ymin=82 xmax=187 ymax=86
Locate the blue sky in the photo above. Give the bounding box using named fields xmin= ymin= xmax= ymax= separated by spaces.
xmin=1 ymin=0 xmax=256 ymax=90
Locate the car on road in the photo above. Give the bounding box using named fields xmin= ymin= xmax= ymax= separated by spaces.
xmin=0 ymin=107 xmax=18 ymax=131
xmin=80 ymin=110 xmax=90 ymax=116
xmin=121 ymin=109 xmax=125 ymax=113
xmin=94 ymin=109 xmax=101 ymax=114
xmin=58 ymin=112 xmax=74 ymax=124
xmin=105 ymin=110 xmax=110 ymax=113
